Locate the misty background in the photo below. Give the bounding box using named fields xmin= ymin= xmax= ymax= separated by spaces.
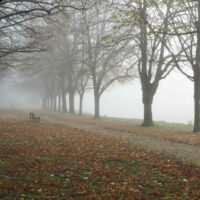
xmin=0 ymin=70 xmax=193 ymax=124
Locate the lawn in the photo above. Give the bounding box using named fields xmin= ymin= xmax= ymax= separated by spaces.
xmin=42 ymin=111 xmax=200 ymax=145
xmin=43 ymin=111 xmax=193 ymax=131
xmin=1 ymin=113 xmax=200 ymax=199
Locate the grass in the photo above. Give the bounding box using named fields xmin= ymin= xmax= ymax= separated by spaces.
xmin=42 ymin=110 xmax=193 ymax=131
xmin=39 ymin=110 xmax=200 ymax=145
xmin=99 ymin=116 xmax=193 ymax=131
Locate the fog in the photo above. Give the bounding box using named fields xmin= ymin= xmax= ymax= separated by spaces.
xmin=82 ymin=70 xmax=193 ymax=124
xmin=0 ymin=77 xmax=41 ymax=110
xmin=0 ymin=70 xmax=193 ymax=124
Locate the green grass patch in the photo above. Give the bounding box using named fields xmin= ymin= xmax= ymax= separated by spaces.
xmin=100 ymin=158 xmax=192 ymax=200
xmin=42 ymin=110 xmax=193 ymax=131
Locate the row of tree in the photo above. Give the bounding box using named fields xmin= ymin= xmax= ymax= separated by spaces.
xmin=1 ymin=0 xmax=200 ymax=132
xmin=22 ymin=3 xmax=132 ymax=118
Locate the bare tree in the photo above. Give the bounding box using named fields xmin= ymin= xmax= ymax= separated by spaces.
xmin=24 ymin=13 xmax=86 ymax=113
xmin=111 ymin=0 xmax=176 ymax=126
xmin=81 ymin=2 xmax=131 ymax=118
xmin=162 ymin=0 xmax=200 ymax=132
xmin=0 ymin=0 xmax=85 ymax=76
xmin=54 ymin=15 xmax=82 ymax=114
xmin=77 ymin=36 xmax=90 ymax=115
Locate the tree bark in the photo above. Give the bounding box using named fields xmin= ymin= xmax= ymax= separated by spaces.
xmin=79 ymin=94 xmax=83 ymax=115
xmin=193 ymin=77 xmax=200 ymax=132
xmin=141 ymin=89 xmax=154 ymax=126
xmin=142 ymin=101 xmax=153 ymax=126
xmin=193 ymin=1 xmax=200 ymax=132
xmin=46 ymin=99 xmax=49 ymax=110
xmin=53 ymin=93 xmax=57 ymax=112
xmin=50 ymin=96 xmax=54 ymax=111
xmin=58 ymin=93 xmax=61 ymax=112
xmin=69 ymin=90 xmax=75 ymax=114
xmin=42 ymin=96 xmax=46 ymax=110
xmin=94 ymin=92 xmax=100 ymax=118
xmin=61 ymin=89 xmax=67 ymax=113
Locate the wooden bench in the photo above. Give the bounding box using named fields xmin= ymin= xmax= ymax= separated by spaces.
xmin=29 ymin=112 xmax=40 ymax=123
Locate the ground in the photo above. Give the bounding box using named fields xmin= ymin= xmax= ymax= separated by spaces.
xmin=1 ymin=110 xmax=200 ymax=199
xmin=41 ymin=111 xmax=200 ymax=165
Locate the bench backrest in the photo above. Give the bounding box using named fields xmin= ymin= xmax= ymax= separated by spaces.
xmin=29 ymin=112 xmax=40 ymax=122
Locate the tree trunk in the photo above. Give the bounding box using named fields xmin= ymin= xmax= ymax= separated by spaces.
xmin=51 ymin=92 xmax=55 ymax=111
xmin=58 ymin=93 xmax=61 ymax=112
xmin=139 ymin=0 xmax=154 ymax=126
xmin=79 ymin=94 xmax=83 ymax=115
xmin=142 ymin=101 xmax=153 ymax=126
xmin=48 ymin=98 xmax=51 ymax=110
xmin=61 ymin=89 xmax=67 ymax=113
xmin=193 ymin=76 xmax=200 ymax=132
xmin=141 ymin=88 xmax=154 ymax=126
xmin=69 ymin=90 xmax=75 ymax=114
xmin=42 ymin=97 xmax=46 ymax=110
xmin=193 ymin=1 xmax=200 ymax=132
xmin=94 ymin=93 xmax=100 ymax=118
xmin=53 ymin=93 xmax=57 ymax=112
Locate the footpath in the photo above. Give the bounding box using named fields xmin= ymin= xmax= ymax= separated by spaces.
xmin=41 ymin=113 xmax=200 ymax=166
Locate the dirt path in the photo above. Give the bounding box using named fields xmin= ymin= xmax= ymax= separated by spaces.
xmin=39 ymin=113 xmax=200 ymax=166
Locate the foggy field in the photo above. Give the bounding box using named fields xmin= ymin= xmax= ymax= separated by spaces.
xmin=1 ymin=111 xmax=200 ymax=199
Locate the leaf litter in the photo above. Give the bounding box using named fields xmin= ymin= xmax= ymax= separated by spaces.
xmin=0 ymin=112 xmax=200 ymax=199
